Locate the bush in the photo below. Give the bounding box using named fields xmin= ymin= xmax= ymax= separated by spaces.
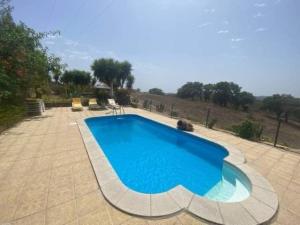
xmin=143 ymin=100 xmax=150 ymax=109
xmin=115 ymin=89 xmax=131 ymax=105
xmin=156 ymin=104 xmax=165 ymax=112
xmin=0 ymin=105 xmax=26 ymax=133
xmin=232 ymin=120 xmax=263 ymax=140
xmin=95 ymin=90 xmax=110 ymax=103
xmin=130 ymin=97 xmax=139 ymax=108
xmin=170 ymin=111 xmax=178 ymax=117
xmin=208 ymin=118 xmax=218 ymax=129
xmin=149 ymin=88 xmax=165 ymax=95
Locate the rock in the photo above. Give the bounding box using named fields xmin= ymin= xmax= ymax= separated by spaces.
xmin=177 ymin=119 xmax=194 ymax=132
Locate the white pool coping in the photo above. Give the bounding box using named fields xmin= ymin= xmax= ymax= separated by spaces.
xmin=77 ymin=113 xmax=278 ymax=225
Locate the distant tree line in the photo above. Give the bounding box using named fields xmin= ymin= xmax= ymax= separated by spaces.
xmin=54 ymin=58 xmax=135 ymax=98
xmin=149 ymin=88 xmax=165 ymax=95
xmin=262 ymin=94 xmax=300 ymax=123
xmin=177 ymin=81 xmax=255 ymax=111
xmin=148 ymin=82 xmax=300 ymax=123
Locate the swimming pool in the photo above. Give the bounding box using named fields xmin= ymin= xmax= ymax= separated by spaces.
xmin=85 ymin=114 xmax=251 ymax=202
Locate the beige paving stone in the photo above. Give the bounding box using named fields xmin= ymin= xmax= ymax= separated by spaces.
xmin=15 ymin=186 xmax=48 ymax=219
xmin=106 ymin=204 xmax=132 ymax=225
xmin=78 ymin=209 xmax=112 ymax=225
xmin=151 ymin=193 xmax=180 ymax=217
xmin=147 ymin=217 xmax=182 ymax=225
xmin=276 ymin=207 xmax=300 ymax=225
xmin=117 ymin=190 xmax=151 ymax=216
xmin=50 ymin=174 xmax=74 ymax=189
xmin=241 ymin=196 xmax=276 ymax=224
xmin=47 ymin=183 xmax=75 ymax=208
xmin=12 ymin=211 xmax=46 ymax=225
xmin=76 ymin=190 xmax=106 ymax=217
xmin=0 ymin=107 xmax=299 ymax=225
xmin=74 ymin=179 xmax=99 ymax=198
xmin=188 ymin=196 xmax=223 ymax=224
xmin=218 ymin=202 xmax=257 ymax=225
xmin=177 ymin=212 xmax=210 ymax=225
xmin=121 ymin=217 xmax=149 ymax=225
xmin=168 ymin=186 xmax=193 ymax=208
xmin=46 ymin=200 xmax=76 ymax=225
xmin=0 ymin=203 xmax=17 ymax=223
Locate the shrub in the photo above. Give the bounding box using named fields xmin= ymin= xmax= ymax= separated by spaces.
xmin=156 ymin=104 xmax=165 ymax=112
xmin=0 ymin=105 xmax=26 ymax=133
xmin=149 ymin=88 xmax=165 ymax=95
xmin=232 ymin=120 xmax=263 ymax=140
xmin=95 ymin=90 xmax=110 ymax=103
xmin=170 ymin=111 xmax=178 ymax=118
xmin=115 ymin=89 xmax=131 ymax=105
xmin=130 ymin=97 xmax=139 ymax=108
xmin=143 ymin=100 xmax=150 ymax=109
xmin=208 ymin=118 xmax=218 ymax=129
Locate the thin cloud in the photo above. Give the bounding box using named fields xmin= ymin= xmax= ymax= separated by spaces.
xmin=204 ymin=8 xmax=215 ymax=14
xmin=218 ymin=30 xmax=229 ymax=34
xmin=65 ymin=39 xmax=79 ymax=47
xmin=253 ymin=12 xmax=264 ymax=18
xmin=254 ymin=3 xmax=267 ymax=7
xmin=223 ymin=20 xmax=229 ymax=25
xmin=255 ymin=27 xmax=267 ymax=32
xmin=231 ymin=38 xmax=244 ymax=42
xmin=198 ymin=22 xmax=211 ymax=29
xmin=275 ymin=0 xmax=281 ymax=4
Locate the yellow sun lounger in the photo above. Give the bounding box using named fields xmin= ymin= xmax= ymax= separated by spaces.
xmin=88 ymin=98 xmax=101 ymax=110
xmin=72 ymin=98 xmax=83 ymax=111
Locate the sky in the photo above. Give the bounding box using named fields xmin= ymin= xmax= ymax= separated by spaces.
xmin=11 ymin=0 xmax=300 ymax=96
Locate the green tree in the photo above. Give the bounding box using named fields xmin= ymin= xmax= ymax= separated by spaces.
xmin=213 ymin=82 xmax=241 ymax=107
xmin=262 ymin=94 xmax=295 ymax=122
xmin=126 ymin=74 xmax=135 ymax=89
xmin=91 ymin=58 xmax=134 ymax=96
xmin=60 ymin=70 xmax=91 ymax=96
xmin=203 ymin=84 xmax=214 ymax=102
xmin=238 ymin=91 xmax=255 ymax=111
xmin=91 ymin=58 xmax=120 ymax=96
xmin=0 ymin=0 xmax=63 ymax=103
xmin=118 ymin=61 xmax=132 ymax=88
xmin=149 ymin=88 xmax=164 ymax=95
xmin=177 ymin=82 xmax=203 ymax=100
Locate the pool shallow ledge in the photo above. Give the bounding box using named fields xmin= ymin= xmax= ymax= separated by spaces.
xmin=77 ymin=114 xmax=278 ymax=225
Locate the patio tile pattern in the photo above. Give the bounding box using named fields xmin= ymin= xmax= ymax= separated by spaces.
xmin=0 ymin=107 xmax=299 ymax=225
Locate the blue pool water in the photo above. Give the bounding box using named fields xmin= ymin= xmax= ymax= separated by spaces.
xmin=86 ymin=115 xmax=250 ymax=202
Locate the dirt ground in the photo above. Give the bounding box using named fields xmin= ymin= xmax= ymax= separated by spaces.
xmin=133 ymin=92 xmax=300 ymax=150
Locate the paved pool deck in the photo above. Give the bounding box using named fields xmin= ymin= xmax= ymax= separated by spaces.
xmin=0 ymin=107 xmax=299 ymax=225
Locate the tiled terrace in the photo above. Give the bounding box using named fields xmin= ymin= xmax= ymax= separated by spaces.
xmin=0 ymin=107 xmax=299 ymax=225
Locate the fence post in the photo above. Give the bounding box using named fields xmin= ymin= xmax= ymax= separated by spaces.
xmin=205 ymin=108 xmax=210 ymax=127
xmin=274 ymin=119 xmax=282 ymax=147
xmin=149 ymin=100 xmax=152 ymax=112
xmin=170 ymin=104 xmax=174 ymax=118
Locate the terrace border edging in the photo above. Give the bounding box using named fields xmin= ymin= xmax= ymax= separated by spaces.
xmin=77 ymin=113 xmax=278 ymax=225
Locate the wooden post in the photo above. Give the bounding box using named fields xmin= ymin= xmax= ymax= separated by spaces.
xmin=274 ymin=119 xmax=282 ymax=147
xmin=205 ymin=108 xmax=210 ymax=127
xmin=170 ymin=104 xmax=174 ymax=118
xmin=149 ymin=100 xmax=152 ymax=112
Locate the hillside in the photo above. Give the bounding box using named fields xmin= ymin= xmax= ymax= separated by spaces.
xmin=133 ymin=92 xmax=300 ymax=150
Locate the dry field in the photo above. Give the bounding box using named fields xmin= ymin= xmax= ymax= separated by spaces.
xmin=133 ymin=92 xmax=300 ymax=150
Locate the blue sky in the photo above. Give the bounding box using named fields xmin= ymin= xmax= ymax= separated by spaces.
xmin=12 ymin=0 xmax=300 ymax=96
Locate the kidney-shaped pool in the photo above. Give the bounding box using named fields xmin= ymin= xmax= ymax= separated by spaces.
xmin=85 ymin=114 xmax=251 ymax=202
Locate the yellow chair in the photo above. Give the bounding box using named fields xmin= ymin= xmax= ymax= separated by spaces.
xmin=88 ymin=98 xmax=100 ymax=110
xmin=72 ymin=98 xmax=83 ymax=111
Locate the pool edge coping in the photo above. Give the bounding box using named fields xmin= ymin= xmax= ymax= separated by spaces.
xmin=77 ymin=113 xmax=279 ymax=225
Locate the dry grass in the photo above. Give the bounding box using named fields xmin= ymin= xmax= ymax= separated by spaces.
xmin=133 ymin=92 xmax=300 ymax=150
